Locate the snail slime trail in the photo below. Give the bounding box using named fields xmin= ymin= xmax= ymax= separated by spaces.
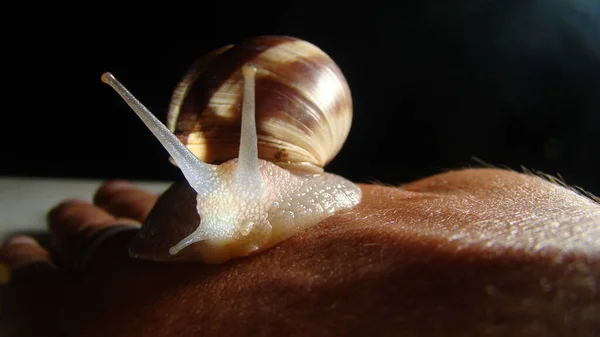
xmin=101 ymin=58 xmax=361 ymax=264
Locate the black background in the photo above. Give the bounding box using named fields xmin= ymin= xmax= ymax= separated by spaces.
xmin=4 ymin=1 xmax=599 ymax=196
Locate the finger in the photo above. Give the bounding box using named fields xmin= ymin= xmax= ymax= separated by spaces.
xmin=48 ymin=199 xmax=139 ymax=264
xmin=0 ymin=236 xmax=53 ymax=283
xmin=94 ymin=180 xmax=159 ymax=222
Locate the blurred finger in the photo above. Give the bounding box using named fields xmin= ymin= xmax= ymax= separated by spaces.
xmin=49 ymin=199 xmax=117 ymax=247
xmin=94 ymin=180 xmax=158 ymax=222
xmin=48 ymin=199 xmax=139 ymax=268
xmin=0 ymin=236 xmax=53 ymax=284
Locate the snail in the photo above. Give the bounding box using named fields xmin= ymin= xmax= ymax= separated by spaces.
xmin=102 ymin=36 xmax=362 ymax=264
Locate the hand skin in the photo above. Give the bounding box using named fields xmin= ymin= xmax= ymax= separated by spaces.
xmin=0 ymin=168 xmax=598 ymax=337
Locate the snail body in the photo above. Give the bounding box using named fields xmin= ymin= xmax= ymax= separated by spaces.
xmin=102 ymin=36 xmax=361 ymax=264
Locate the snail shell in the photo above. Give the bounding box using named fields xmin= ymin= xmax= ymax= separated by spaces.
xmin=167 ymin=35 xmax=353 ymax=174
xmin=101 ymin=36 xmax=361 ymax=264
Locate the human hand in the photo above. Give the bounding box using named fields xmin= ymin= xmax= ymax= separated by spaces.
xmin=1 ymin=168 xmax=599 ymax=336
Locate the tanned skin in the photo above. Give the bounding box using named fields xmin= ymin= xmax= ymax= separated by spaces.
xmin=1 ymin=168 xmax=599 ymax=336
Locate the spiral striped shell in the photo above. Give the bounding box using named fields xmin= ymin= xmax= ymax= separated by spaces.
xmin=166 ymin=35 xmax=353 ymax=174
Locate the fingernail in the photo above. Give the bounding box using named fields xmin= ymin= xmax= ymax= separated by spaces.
xmin=0 ymin=262 xmax=10 ymax=285
xmin=48 ymin=199 xmax=90 ymax=219
xmin=65 ymin=198 xmax=90 ymax=205
xmin=4 ymin=235 xmax=37 ymax=247
xmin=101 ymin=180 xmax=134 ymax=193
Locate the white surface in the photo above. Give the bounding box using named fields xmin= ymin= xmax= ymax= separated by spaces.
xmin=0 ymin=177 xmax=171 ymax=242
